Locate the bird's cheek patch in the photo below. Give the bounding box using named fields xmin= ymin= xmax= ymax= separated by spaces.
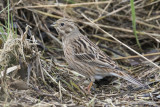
xmin=58 ymin=30 xmax=65 ymax=37
xmin=65 ymin=28 xmax=72 ymax=34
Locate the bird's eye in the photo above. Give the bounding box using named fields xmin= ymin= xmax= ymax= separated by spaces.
xmin=60 ymin=23 xmax=64 ymax=26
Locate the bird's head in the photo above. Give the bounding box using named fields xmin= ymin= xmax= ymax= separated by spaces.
xmin=51 ymin=18 xmax=79 ymax=38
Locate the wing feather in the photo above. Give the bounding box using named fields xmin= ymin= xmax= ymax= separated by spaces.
xmin=72 ymin=36 xmax=117 ymax=69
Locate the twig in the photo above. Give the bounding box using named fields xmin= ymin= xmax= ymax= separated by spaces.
xmin=0 ymin=65 xmax=21 ymax=78
xmin=113 ymin=52 xmax=160 ymax=60
xmin=145 ymin=15 xmax=160 ymax=22
xmin=15 ymin=1 xmax=111 ymax=9
xmin=82 ymin=22 xmax=160 ymax=42
xmin=93 ymin=0 xmax=142 ymax=22
xmin=42 ymin=67 xmax=66 ymax=92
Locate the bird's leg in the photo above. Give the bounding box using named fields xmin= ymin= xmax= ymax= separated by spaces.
xmin=86 ymin=77 xmax=95 ymax=93
xmin=87 ymin=81 xmax=93 ymax=93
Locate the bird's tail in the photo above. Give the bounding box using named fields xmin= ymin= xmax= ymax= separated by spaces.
xmin=122 ymin=73 xmax=144 ymax=87
xmin=111 ymin=70 xmax=145 ymax=87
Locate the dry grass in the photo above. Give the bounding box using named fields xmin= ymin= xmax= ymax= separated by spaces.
xmin=0 ymin=0 xmax=160 ymax=106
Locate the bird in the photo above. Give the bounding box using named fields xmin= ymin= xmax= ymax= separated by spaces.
xmin=51 ymin=18 xmax=145 ymax=91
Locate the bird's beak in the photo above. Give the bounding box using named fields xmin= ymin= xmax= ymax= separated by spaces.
xmin=50 ymin=22 xmax=57 ymax=27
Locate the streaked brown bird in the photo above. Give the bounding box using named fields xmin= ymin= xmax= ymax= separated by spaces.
xmin=52 ymin=18 xmax=144 ymax=91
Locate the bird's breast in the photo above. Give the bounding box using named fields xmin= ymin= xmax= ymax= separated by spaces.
xmin=62 ymin=40 xmax=74 ymax=63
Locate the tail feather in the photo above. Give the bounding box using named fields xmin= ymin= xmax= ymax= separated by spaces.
xmin=123 ymin=73 xmax=144 ymax=87
xmin=111 ymin=71 xmax=145 ymax=87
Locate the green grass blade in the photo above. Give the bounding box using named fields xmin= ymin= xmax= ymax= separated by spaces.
xmin=130 ymin=0 xmax=142 ymax=50
xmin=7 ymin=0 xmax=10 ymax=38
